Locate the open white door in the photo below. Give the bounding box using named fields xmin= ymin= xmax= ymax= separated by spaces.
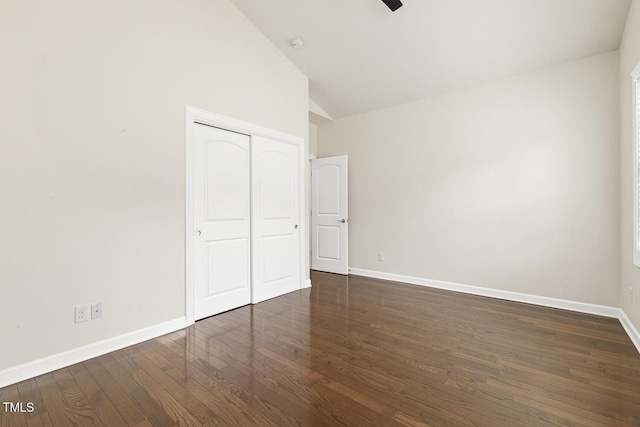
xmin=193 ymin=124 xmax=251 ymax=320
xmin=311 ymin=155 xmax=348 ymax=274
xmin=251 ymin=135 xmax=301 ymax=303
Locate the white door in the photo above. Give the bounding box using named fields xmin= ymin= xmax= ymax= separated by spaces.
xmin=251 ymin=135 xmax=301 ymax=303
xmin=311 ymin=155 xmax=348 ymax=274
xmin=193 ymin=123 xmax=251 ymax=320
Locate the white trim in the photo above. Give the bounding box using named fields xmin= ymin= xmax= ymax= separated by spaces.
xmin=0 ymin=317 xmax=186 ymax=388
xmin=632 ymin=61 xmax=640 ymax=267
xmin=620 ymin=310 xmax=640 ymax=354
xmin=185 ymin=106 xmax=307 ymax=324
xmin=185 ymin=108 xmax=195 ymax=326
xmin=308 ymin=154 xmax=316 ymax=264
xmin=186 ymin=106 xmax=304 ymax=145
xmin=348 ymin=268 xmax=620 ymax=318
xmin=2 ymin=277 xmax=637 ymax=389
xmin=349 ymin=268 xmax=640 ymax=354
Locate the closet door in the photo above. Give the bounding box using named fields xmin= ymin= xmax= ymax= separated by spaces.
xmin=251 ymin=135 xmax=301 ymax=303
xmin=193 ymin=123 xmax=251 ymax=320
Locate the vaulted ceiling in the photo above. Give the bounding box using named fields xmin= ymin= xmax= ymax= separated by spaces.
xmin=230 ymin=0 xmax=632 ymax=120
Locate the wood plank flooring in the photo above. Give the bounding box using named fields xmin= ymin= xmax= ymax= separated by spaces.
xmin=2 ymin=271 xmax=640 ymax=426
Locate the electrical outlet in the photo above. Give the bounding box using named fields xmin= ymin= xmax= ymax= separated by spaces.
xmin=630 ymin=287 xmax=635 ymax=303
xmin=91 ymin=302 xmax=103 ymax=319
xmin=378 ymin=252 xmax=385 ymax=262
xmin=75 ymin=305 xmax=90 ymax=323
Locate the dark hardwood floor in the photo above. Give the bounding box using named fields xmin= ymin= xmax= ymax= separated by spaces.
xmin=2 ymin=271 xmax=640 ymax=426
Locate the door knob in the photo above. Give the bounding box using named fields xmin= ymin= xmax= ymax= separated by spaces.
xmin=195 ymin=230 xmax=201 ymax=237
xmin=338 ymin=219 xmax=346 ymax=223
xmin=294 ymin=224 xmax=298 ymax=229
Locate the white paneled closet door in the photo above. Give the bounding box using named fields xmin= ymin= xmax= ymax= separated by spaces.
xmin=193 ymin=123 xmax=251 ymax=320
xmin=251 ymin=135 xmax=301 ymax=303
xmin=190 ymin=116 xmax=304 ymax=321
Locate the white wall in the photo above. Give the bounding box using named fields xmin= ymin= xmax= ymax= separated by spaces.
xmin=0 ymin=0 xmax=308 ymax=371
xmin=318 ymin=52 xmax=620 ymax=306
xmin=620 ymin=0 xmax=640 ymax=331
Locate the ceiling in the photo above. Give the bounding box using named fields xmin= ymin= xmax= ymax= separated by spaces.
xmin=229 ymin=0 xmax=632 ymax=120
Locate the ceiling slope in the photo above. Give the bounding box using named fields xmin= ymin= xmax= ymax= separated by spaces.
xmin=230 ymin=0 xmax=631 ymax=119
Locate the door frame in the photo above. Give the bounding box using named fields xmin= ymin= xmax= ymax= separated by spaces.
xmin=308 ymin=154 xmax=316 ymax=264
xmin=185 ymin=106 xmax=308 ymax=325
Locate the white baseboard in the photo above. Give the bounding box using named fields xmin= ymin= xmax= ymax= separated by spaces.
xmin=349 ymin=268 xmax=620 ymax=318
xmin=0 ymin=317 xmax=187 ymax=389
xmin=619 ymin=310 xmax=640 ymax=354
xmin=3 ymin=273 xmax=639 ymax=390
xmin=349 ymin=267 xmax=640 ymax=354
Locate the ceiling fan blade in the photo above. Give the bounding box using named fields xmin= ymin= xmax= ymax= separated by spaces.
xmin=381 ymin=0 xmax=403 ymax=11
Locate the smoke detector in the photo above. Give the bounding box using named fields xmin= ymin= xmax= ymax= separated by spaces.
xmin=290 ymin=37 xmax=304 ymax=49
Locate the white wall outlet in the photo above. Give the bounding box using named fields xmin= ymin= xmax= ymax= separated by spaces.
xmin=630 ymin=287 xmax=634 ymax=303
xmin=91 ymin=302 xmax=103 ymax=319
xmin=75 ymin=305 xmax=90 ymax=323
xmin=378 ymin=252 xmax=385 ymax=262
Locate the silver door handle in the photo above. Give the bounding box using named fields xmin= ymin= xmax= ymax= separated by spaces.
xmin=294 ymin=224 xmax=298 ymax=229
xmin=338 ymin=219 xmax=346 ymax=223
xmin=195 ymin=230 xmax=201 ymax=236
